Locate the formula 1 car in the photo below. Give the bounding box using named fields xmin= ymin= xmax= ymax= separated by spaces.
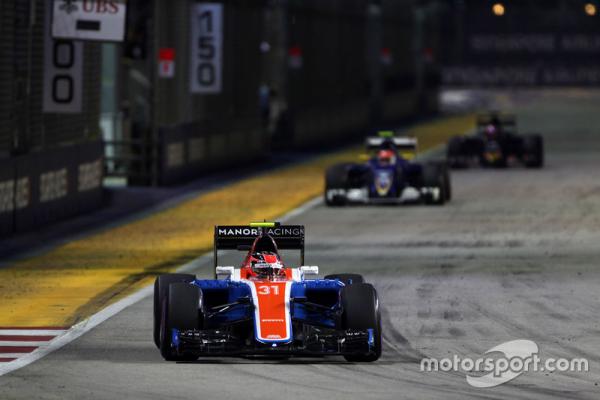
xmin=446 ymin=112 xmax=544 ymax=168
xmin=325 ymin=132 xmax=451 ymax=205
xmin=153 ymin=222 xmax=381 ymax=362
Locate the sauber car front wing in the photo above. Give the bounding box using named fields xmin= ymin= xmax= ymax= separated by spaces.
xmin=326 ymin=186 xmax=440 ymax=204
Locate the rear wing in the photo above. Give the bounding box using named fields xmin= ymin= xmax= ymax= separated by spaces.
xmin=365 ymin=136 xmax=418 ymax=152
xmin=476 ymin=113 xmax=516 ymax=127
xmin=213 ymin=222 xmax=305 ymax=270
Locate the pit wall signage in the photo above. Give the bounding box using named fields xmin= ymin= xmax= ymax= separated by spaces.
xmin=467 ymin=33 xmax=600 ymax=55
xmin=443 ymin=33 xmax=600 ymax=86
xmin=51 ymin=0 xmax=127 ymax=42
xmin=189 ymin=3 xmax=224 ymax=94
xmin=43 ymin=5 xmax=83 ymax=114
xmin=0 ymin=160 xmax=102 ymax=213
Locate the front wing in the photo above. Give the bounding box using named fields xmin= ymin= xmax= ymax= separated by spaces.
xmin=171 ymin=326 xmax=376 ymax=357
xmin=326 ymin=186 xmax=441 ymax=204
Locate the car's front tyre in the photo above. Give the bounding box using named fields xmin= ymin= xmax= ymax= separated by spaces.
xmin=325 ymin=163 xmax=354 ymax=206
xmin=341 ymin=283 xmax=381 ymax=362
xmin=522 ymin=134 xmax=544 ymax=168
xmin=153 ymin=274 xmax=195 ymax=348
xmin=159 ymin=282 xmax=201 ymax=361
xmin=422 ymin=163 xmax=447 ymax=205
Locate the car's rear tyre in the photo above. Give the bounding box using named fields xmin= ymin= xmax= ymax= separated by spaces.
xmin=522 ymin=134 xmax=544 ymax=168
xmin=324 ymin=273 xmax=365 ymax=285
xmin=422 ymin=163 xmax=446 ymax=205
xmin=341 ymin=283 xmax=381 ymax=362
xmin=154 ymin=274 xmax=195 ymax=348
xmin=325 ymin=163 xmax=355 ymax=206
xmin=442 ymin=164 xmax=452 ymax=201
xmin=159 ymin=282 xmax=201 ymax=361
xmin=447 ymin=136 xmax=467 ymax=168
xmin=433 ymin=162 xmax=451 ymax=202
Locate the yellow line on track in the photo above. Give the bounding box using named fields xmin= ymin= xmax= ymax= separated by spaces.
xmin=0 ymin=115 xmax=474 ymax=327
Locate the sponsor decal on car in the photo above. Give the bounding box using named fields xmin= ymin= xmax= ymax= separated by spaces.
xmin=374 ymin=170 xmax=393 ymax=196
xmin=244 ymin=280 xmax=292 ymax=343
xmin=217 ymin=227 xmax=304 ymax=237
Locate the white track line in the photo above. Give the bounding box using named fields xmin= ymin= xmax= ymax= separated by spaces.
xmin=278 ymin=196 xmax=322 ymax=222
xmin=0 ymin=196 xmax=323 ymax=377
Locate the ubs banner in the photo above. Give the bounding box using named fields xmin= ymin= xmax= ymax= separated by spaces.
xmin=443 ymin=33 xmax=600 ymax=86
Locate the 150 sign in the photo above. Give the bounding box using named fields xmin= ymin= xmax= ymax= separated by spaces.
xmin=189 ymin=3 xmax=223 ymax=94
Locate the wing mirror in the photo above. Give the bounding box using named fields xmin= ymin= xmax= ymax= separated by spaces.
xmin=300 ymin=266 xmax=319 ymax=276
xmin=216 ymin=266 xmax=235 ymax=277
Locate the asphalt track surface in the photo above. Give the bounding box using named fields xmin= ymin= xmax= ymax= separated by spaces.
xmin=1 ymin=89 xmax=600 ymax=399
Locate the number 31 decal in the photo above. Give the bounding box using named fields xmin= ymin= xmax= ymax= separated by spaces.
xmin=258 ymin=285 xmax=280 ymax=295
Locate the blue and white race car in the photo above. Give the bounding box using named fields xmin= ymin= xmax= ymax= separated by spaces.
xmin=325 ymin=132 xmax=451 ymax=206
xmin=153 ymin=222 xmax=381 ymax=362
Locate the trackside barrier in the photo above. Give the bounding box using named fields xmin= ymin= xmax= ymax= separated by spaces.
xmin=159 ymin=119 xmax=268 ymax=185
xmin=0 ymin=158 xmax=16 ymax=236
xmin=0 ymin=141 xmax=104 ymax=237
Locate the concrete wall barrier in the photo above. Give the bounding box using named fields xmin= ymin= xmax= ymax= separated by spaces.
xmin=0 ymin=158 xmax=16 ymax=236
xmin=159 ymin=119 xmax=268 ymax=186
xmin=0 ymin=141 xmax=104 ymax=237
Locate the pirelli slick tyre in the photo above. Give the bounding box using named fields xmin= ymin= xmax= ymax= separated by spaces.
xmin=154 ymin=274 xmax=195 ymax=348
xmin=433 ymin=162 xmax=451 ymax=202
xmin=324 ymin=273 xmax=365 ymax=285
xmin=341 ymin=283 xmax=382 ymax=362
xmin=159 ymin=282 xmax=201 ymax=361
xmin=447 ymin=136 xmax=467 ymax=168
xmin=422 ymin=163 xmax=446 ymax=206
xmin=443 ymin=164 xmax=452 ymax=201
xmin=522 ymin=134 xmax=544 ymax=168
xmin=324 ymin=163 xmax=352 ymax=206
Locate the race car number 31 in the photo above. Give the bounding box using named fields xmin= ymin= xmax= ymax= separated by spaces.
xmin=258 ymin=285 xmax=280 ymax=295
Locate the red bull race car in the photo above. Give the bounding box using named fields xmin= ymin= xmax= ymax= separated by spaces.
xmin=325 ymin=132 xmax=451 ymax=206
xmin=153 ymin=222 xmax=381 ymax=362
xmin=446 ymin=112 xmax=544 ymax=168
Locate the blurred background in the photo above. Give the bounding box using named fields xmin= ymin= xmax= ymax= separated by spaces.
xmin=0 ymin=0 xmax=599 ymax=237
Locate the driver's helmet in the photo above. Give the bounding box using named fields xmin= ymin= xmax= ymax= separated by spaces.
xmin=485 ymin=124 xmax=497 ymax=137
xmin=250 ymin=251 xmax=284 ymax=279
xmin=377 ymin=149 xmax=396 ymax=166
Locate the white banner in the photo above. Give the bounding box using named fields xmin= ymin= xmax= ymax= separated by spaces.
xmin=189 ymin=3 xmax=223 ymax=94
xmin=43 ymin=6 xmax=83 ymax=114
xmin=51 ymin=0 xmax=127 ymax=42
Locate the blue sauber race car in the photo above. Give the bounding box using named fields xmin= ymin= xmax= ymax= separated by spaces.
xmin=325 ymin=132 xmax=451 ymax=206
xmin=153 ymin=222 xmax=381 ymax=362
